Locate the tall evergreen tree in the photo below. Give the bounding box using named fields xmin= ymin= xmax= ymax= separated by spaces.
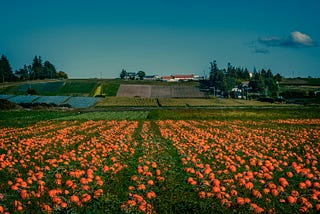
xmin=249 ymin=72 xmax=265 ymax=93
xmin=0 ymin=54 xmax=14 ymax=82
xmin=209 ymin=60 xmax=218 ymax=83
xmin=120 ymin=69 xmax=127 ymax=79
xmin=43 ymin=61 xmax=57 ymax=79
xmin=31 ymin=55 xmax=42 ymax=80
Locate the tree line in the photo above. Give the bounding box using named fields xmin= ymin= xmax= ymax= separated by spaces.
xmin=0 ymin=54 xmax=68 ymax=83
xmin=120 ymin=69 xmax=146 ymax=80
xmin=208 ymin=60 xmax=282 ymax=98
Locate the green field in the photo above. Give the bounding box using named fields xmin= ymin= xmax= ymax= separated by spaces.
xmin=0 ymin=79 xmax=200 ymax=97
xmin=0 ymin=80 xmax=99 ymax=96
xmin=1 ymin=107 xmax=318 ymax=127
xmin=58 ymin=80 xmax=99 ymax=96
xmin=96 ymin=97 xmax=298 ymax=108
xmin=96 ymin=97 xmax=158 ymax=107
xmin=56 ymin=111 xmax=149 ymax=121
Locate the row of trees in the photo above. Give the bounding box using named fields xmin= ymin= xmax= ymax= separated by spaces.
xmin=120 ymin=69 xmax=146 ymax=80
xmin=208 ymin=60 xmax=282 ymax=98
xmin=0 ymin=54 xmax=68 ymax=83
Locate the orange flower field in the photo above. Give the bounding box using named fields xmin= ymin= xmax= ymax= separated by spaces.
xmin=0 ymin=117 xmax=319 ymax=213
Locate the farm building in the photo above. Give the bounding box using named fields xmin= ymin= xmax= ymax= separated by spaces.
xmin=161 ymin=74 xmax=201 ymax=82
xmin=124 ymin=72 xmax=137 ymax=80
xmin=143 ymin=75 xmax=160 ymax=80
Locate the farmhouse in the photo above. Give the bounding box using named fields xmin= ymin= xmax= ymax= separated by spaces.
xmin=161 ymin=74 xmax=200 ymax=82
xmin=143 ymin=75 xmax=160 ymax=80
xmin=124 ymin=72 xmax=137 ymax=80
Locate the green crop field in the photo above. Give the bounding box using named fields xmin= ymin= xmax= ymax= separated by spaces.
xmin=96 ymin=97 xmax=159 ymax=107
xmin=58 ymin=80 xmax=98 ymax=96
xmin=0 ymin=81 xmax=65 ymax=95
xmin=101 ymin=82 xmax=120 ymax=96
xmin=95 ymin=97 xmax=298 ymax=108
xmin=157 ymin=98 xmax=285 ymax=107
xmin=56 ymin=111 xmax=149 ymax=120
xmin=0 ymin=80 xmax=99 ymax=96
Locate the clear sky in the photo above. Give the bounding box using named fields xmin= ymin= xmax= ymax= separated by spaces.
xmin=1 ymin=0 xmax=319 ymax=78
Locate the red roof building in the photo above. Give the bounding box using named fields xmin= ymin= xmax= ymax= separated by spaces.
xmin=161 ymin=74 xmax=198 ymax=82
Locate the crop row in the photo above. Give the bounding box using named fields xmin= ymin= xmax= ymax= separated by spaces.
xmin=57 ymin=111 xmax=149 ymax=120
xmin=0 ymin=120 xmax=138 ymax=213
xmin=157 ymin=119 xmax=320 ymax=213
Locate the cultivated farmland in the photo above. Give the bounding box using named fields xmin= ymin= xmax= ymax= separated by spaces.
xmin=0 ymin=109 xmax=319 ymax=213
xmin=116 ymin=84 xmax=206 ymax=98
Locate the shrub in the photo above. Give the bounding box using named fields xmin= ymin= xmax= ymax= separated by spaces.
xmin=0 ymin=99 xmax=18 ymax=110
xmin=27 ymin=88 xmax=38 ymax=95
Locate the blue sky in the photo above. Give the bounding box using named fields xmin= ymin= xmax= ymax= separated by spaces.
xmin=1 ymin=0 xmax=319 ymax=78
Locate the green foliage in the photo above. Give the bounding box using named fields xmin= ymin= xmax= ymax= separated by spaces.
xmin=137 ymin=71 xmax=146 ymax=80
xmin=3 ymin=108 xmax=318 ymax=128
xmin=42 ymin=61 xmax=57 ymax=79
xmin=27 ymin=88 xmax=38 ymax=95
xmin=0 ymin=111 xmax=75 ymax=128
xmin=57 ymin=111 xmax=149 ymax=120
xmin=147 ymin=108 xmax=319 ymax=120
xmin=96 ymin=97 xmax=158 ymax=107
xmin=209 ymin=61 xmax=251 ymax=97
xmin=120 ymin=69 xmax=127 ymax=79
xmin=1 ymin=54 xmax=67 ymax=82
xmin=280 ymin=89 xmax=310 ymax=99
xmin=57 ymin=71 xmax=68 ymax=79
xmin=0 ymin=54 xmax=15 ymax=82
xmin=58 ymin=81 xmax=98 ymax=95
xmin=0 ymin=99 xmax=17 ymax=110
xmin=209 ymin=61 xmax=281 ymax=98
xmin=101 ymin=83 xmax=120 ymax=96
xmin=249 ymin=72 xmax=265 ymax=93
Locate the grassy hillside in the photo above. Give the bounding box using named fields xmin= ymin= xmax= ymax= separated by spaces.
xmin=58 ymin=80 xmax=98 ymax=96
xmin=279 ymin=77 xmax=320 ymax=86
xmin=0 ymin=79 xmax=99 ymax=96
xmin=0 ymin=79 xmax=196 ymax=96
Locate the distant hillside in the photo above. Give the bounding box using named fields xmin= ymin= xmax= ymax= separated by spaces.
xmin=0 ymin=79 xmax=99 ymax=97
xmin=0 ymin=79 xmax=200 ymax=97
xmin=279 ymin=78 xmax=320 ymax=86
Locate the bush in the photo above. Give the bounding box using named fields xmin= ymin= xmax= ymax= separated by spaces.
xmin=27 ymin=88 xmax=38 ymax=95
xmin=258 ymin=97 xmax=274 ymax=103
xmin=280 ymin=90 xmax=308 ymax=99
xmin=0 ymin=99 xmax=18 ymax=110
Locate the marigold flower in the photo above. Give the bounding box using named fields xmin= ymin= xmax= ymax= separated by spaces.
xmin=70 ymin=195 xmax=80 ymax=203
xmin=146 ymin=191 xmax=156 ymax=199
xmin=287 ymin=195 xmax=296 ymax=204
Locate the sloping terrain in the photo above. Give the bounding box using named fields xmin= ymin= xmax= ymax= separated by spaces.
xmin=117 ymin=84 xmax=206 ymax=98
